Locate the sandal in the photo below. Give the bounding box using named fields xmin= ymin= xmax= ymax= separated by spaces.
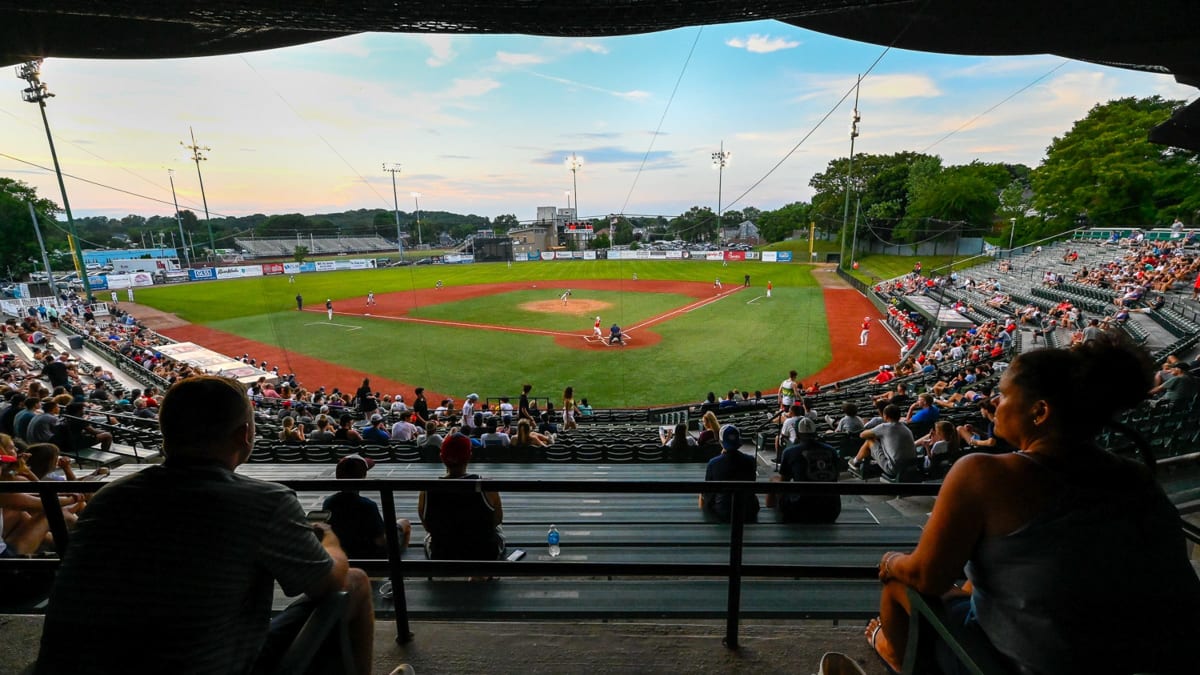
xmin=865 ymin=617 xmax=901 ymax=674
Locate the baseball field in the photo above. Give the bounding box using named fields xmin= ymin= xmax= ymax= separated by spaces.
xmin=130 ymin=260 xmax=895 ymax=407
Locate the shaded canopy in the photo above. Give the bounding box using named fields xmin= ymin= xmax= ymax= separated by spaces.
xmin=4 ymin=2 xmax=1200 ymax=149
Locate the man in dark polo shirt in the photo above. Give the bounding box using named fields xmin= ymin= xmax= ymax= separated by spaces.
xmin=37 ymin=376 xmax=376 ymax=675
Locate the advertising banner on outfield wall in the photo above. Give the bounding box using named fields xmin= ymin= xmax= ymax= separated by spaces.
xmin=745 ymin=252 xmax=760 ymax=260
xmin=298 ymin=262 xmax=317 ymax=273
xmin=583 ymin=251 xmax=597 ymax=260
xmin=443 ymin=254 xmax=474 ymax=264
xmin=314 ymin=260 xmax=337 ymax=272
xmin=705 ymin=252 xmax=724 ymax=262
xmin=105 ymin=272 xmax=155 ymax=289
xmin=724 ymin=251 xmax=746 ymax=262
xmin=540 ymin=252 xmax=555 ymax=260
xmin=776 ymin=251 xmax=793 ymax=262
xmin=283 ymin=263 xmax=301 ymax=275
xmin=762 ymin=251 xmax=777 ymax=262
xmin=666 ymin=250 xmax=684 ymax=259
xmin=87 ymin=275 xmax=108 ymax=290
xmin=262 ymin=263 xmax=285 ymax=275
xmin=188 ymin=267 xmax=217 ymax=281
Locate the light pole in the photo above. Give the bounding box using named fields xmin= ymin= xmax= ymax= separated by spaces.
xmin=565 ymin=191 xmax=572 ymax=210
xmin=712 ymin=141 xmax=731 ymax=243
xmin=181 ymin=128 xmax=215 ymax=256
xmin=411 ymin=192 xmax=422 ymax=247
xmin=839 ymin=75 xmax=862 ymax=270
xmin=1008 ymin=217 xmax=1017 ymax=260
xmin=16 ymin=60 xmax=94 ymax=302
xmin=167 ymin=169 xmax=191 ymax=268
xmin=383 ymin=163 xmax=403 ymax=256
xmin=565 ymin=152 xmax=583 ymax=222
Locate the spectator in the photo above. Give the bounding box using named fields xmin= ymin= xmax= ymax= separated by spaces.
xmin=849 ymin=404 xmax=917 ymax=476
xmin=512 ymin=418 xmax=550 ymax=448
xmin=419 ymin=421 xmax=444 ymax=448
xmin=867 ymin=335 xmax=1200 ymax=675
xmin=411 ymin=387 xmax=429 ymax=426
xmin=334 ymin=414 xmax=364 ymax=444
xmin=577 ymin=398 xmax=593 ymax=416
xmin=36 ymin=376 xmax=378 ymax=675
xmin=661 ymin=422 xmax=696 ymax=450
xmin=697 ymin=411 xmax=720 ymax=445
xmin=825 ymin=402 xmax=865 ymax=435
xmin=25 ymin=398 xmax=63 ymax=445
xmin=775 ymin=404 xmax=805 ymax=460
xmin=460 ymin=394 xmax=480 ymax=434
xmin=479 ymin=418 xmax=511 ymax=447
xmin=323 ymin=453 xmax=411 ymax=559
xmin=418 ymin=434 xmax=505 ymax=566
xmin=61 ymin=401 xmax=114 ymax=453
xmin=562 ymin=386 xmax=580 ymax=431
xmin=278 ymin=416 xmax=305 ymax=443
xmin=1149 ymin=361 xmax=1196 ymax=405
xmin=13 ymin=397 xmax=39 ymax=440
xmin=915 ymin=420 xmax=960 ymax=471
xmin=390 ymin=410 xmax=420 ymax=442
xmin=904 ymin=394 xmax=940 ymax=425
xmin=308 ymin=416 xmax=336 ymax=444
xmin=699 ymin=424 xmax=759 ymax=523
xmin=360 ymin=415 xmax=390 ymax=444
xmin=766 ymin=416 xmax=841 ymax=523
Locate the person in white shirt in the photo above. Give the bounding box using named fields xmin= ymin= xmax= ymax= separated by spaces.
xmin=461 ymin=394 xmax=479 ymax=432
xmin=479 ymin=419 xmax=511 ymax=447
xmin=390 ymin=395 xmax=407 ymax=413
xmin=498 ymin=397 xmax=514 ymax=425
xmin=390 ymin=411 xmax=420 ymax=441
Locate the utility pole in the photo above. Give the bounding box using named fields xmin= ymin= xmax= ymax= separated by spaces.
xmin=839 ymin=75 xmax=862 ymax=270
xmin=383 ymin=163 xmax=403 ymax=257
xmin=181 ymin=127 xmax=214 ymax=256
xmin=167 ymin=169 xmax=191 ymax=268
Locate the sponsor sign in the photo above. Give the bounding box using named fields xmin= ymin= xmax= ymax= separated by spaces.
xmin=87 ymin=275 xmax=108 ymax=290
xmin=666 ymin=250 xmax=684 ymax=259
xmin=283 ymin=262 xmax=302 ymax=274
xmin=262 ymin=263 xmax=285 ymax=275
xmin=299 ymin=262 xmax=318 ymax=273
xmin=314 ymin=260 xmax=337 ymax=272
xmin=583 ymin=251 xmax=597 ymax=260
xmin=540 ymin=252 xmax=556 ymax=260
xmin=762 ymin=251 xmax=777 ymax=262
xmin=744 ymin=251 xmax=760 ymax=260
xmin=348 ymin=259 xmax=372 ymax=270
xmin=188 ymin=267 xmax=218 ymax=281
xmin=724 ymin=251 xmax=746 ymax=262
xmin=776 ymin=251 xmax=793 ymax=262
xmin=705 ymin=252 xmax=724 ymax=262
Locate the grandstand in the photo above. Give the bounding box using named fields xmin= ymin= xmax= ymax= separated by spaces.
xmin=1 ymin=235 xmax=1197 ymax=674
xmin=235 ymin=235 xmax=395 ymax=258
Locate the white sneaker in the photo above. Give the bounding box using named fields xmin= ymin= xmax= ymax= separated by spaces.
xmin=390 ymin=665 xmax=416 ymax=675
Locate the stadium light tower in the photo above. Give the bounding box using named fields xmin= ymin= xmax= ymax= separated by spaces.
xmin=180 ymin=128 xmax=215 ymax=256
xmin=565 ymin=153 xmax=583 ymax=223
xmin=411 ymin=191 xmax=422 ymax=247
xmin=1009 ymin=217 xmax=1017 ymax=260
xmin=712 ymin=141 xmax=731 ymax=243
xmin=16 ymin=59 xmax=94 ymax=302
xmin=383 ymin=163 xmax=403 ymax=256
xmin=839 ymin=75 xmax=862 ymax=270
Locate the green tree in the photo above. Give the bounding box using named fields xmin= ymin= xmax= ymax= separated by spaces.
xmin=757 ymin=202 xmax=810 ymax=243
xmin=612 ymin=218 xmax=635 ymax=246
xmin=0 ymin=178 xmax=58 ymax=279
xmin=899 ymin=166 xmax=999 ymax=242
xmin=590 ymin=232 xmax=611 ymax=249
xmin=293 ymin=245 xmax=309 ymax=263
xmin=493 ymin=213 xmax=520 ymax=230
xmin=257 ymin=213 xmax=310 ymax=237
xmin=1031 ymin=96 xmax=1200 ymax=234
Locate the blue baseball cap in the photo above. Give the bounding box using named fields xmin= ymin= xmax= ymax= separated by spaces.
xmin=720 ymin=424 xmax=741 ymax=451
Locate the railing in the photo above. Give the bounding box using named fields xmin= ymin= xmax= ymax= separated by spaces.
xmin=0 ymin=477 xmax=940 ymax=648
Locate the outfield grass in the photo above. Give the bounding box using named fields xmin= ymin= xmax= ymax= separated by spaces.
xmin=135 ymin=260 xmax=830 ymax=406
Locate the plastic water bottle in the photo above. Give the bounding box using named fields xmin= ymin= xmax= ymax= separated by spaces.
xmin=547 ymin=524 xmax=561 ymax=558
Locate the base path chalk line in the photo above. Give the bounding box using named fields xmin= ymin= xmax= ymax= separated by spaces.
xmin=305 ymin=322 xmax=362 ymax=331
xmin=745 ymin=294 xmax=767 ymax=305
xmin=627 ymin=286 xmax=742 ymax=331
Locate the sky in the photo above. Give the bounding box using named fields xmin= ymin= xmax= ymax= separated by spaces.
xmin=0 ymin=20 xmax=1194 ymax=225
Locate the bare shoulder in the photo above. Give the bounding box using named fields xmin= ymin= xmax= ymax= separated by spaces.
xmin=943 ymin=451 xmax=1030 ymax=491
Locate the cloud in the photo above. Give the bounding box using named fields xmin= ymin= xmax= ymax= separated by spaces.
xmin=496 ymin=51 xmax=546 ymax=67
xmin=791 ymin=73 xmax=941 ymax=102
xmin=567 ymin=40 xmax=609 ymax=55
xmin=726 ymin=34 xmax=800 ymax=54
xmin=440 ymin=78 xmax=501 ymax=99
xmin=418 ymin=35 xmax=456 ymax=67
xmin=527 ymin=71 xmax=649 ymax=100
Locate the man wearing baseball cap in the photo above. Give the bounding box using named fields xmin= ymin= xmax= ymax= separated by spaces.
xmin=418 ymin=434 xmax=505 ymax=563
xmin=324 ymin=454 xmax=412 ymax=559
xmin=766 ymin=416 xmax=842 ymax=523
xmin=699 ymin=424 xmax=760 ymax=523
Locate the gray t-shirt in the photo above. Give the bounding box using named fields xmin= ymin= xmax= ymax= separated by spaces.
xmin=869 ymin=422 xmax=916 ymax=475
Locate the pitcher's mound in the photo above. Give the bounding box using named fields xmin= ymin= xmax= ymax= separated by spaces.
xmin=520 ymin=299 xmax=611 ymax=316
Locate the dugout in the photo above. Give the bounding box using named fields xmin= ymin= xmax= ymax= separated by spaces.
xmin=474 ymin=237 xmax=513 ymax=263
